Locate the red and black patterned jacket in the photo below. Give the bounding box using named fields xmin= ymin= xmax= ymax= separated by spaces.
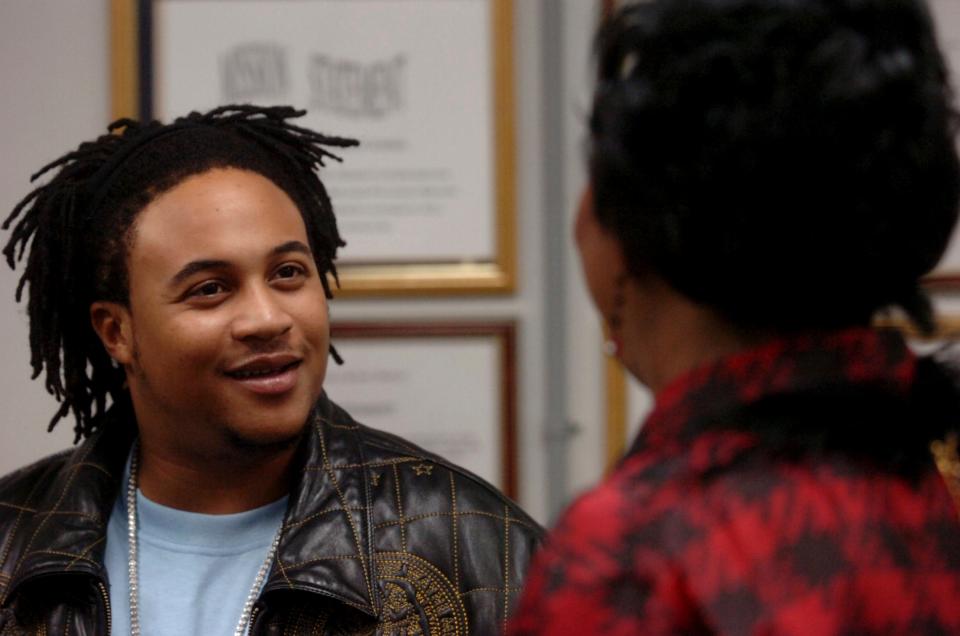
xmin=510 ymin=328 xmax=960 ymax=635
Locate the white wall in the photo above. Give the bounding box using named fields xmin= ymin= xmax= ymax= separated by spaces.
xmin=0 ymin=0 xmax=111 ymax=467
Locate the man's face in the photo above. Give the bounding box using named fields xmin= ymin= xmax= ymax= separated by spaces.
xmin=110 ymin=167 xmax=330 ymax=459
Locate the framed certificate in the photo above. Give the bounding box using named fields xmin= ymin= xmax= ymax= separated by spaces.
xmin=111 ymin=0 xmax=516 ymax=296
xmin=326 ymin=322 xmax=517 ymax=497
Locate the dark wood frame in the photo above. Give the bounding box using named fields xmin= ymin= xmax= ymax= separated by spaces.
xmin=329 ymin=321 xmax=518 ymax=498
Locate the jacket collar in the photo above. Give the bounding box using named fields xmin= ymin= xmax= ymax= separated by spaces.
xmin=263 ymin=394 xmax=378 ymax=616
xmin=5 ymin=396 xmax=379 ymax=617
xmin=3 ymin=414 xmax=133 ymax=602
xmin=632 ymin=327 xmax=916 ymax=455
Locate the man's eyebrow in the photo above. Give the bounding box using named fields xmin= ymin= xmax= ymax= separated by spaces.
xmin=169 ymin=259 xmax=231 ymax=288
xmin=168 ymin=242 xmax=314 ymax=288
xmin=271 ymin=240 xmax=312 ymax=258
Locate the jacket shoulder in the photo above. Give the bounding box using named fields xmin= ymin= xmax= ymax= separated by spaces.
xmin=318 ymin=399 xmax=543 ymax=632
xmin=0 ymin=450 xmax=75 ymax=530
xmin=322 ymin=398 xmax=542 ymax=536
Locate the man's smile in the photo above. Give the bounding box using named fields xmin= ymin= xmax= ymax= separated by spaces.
xmin=224 ymin=353 xmax=304 ymax=395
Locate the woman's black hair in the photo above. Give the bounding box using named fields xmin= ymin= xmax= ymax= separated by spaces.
xmin=3 ymin=104 xmax=357 ymax=442
xmin=590 ymin=0 xmax=960 ymax=334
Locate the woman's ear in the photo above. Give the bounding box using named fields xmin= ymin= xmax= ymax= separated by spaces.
xmin=90 ymin=301 xmax=134 ymax=366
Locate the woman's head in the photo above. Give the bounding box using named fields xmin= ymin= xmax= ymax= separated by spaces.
xmin=588 ymin=0 xmax=960 ymax=333
xmin=3 ymin=105 xmax=357 ymax=440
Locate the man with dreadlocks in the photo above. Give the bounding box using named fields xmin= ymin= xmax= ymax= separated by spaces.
xmin=0 ymin=105 xmax=541 ymax=635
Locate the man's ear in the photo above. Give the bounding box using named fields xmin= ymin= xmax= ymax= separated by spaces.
xmin=90 ymin=301 xmax=134 ymax=365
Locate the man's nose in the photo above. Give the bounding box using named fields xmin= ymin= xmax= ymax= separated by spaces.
xmin=231 ymin=284 xmax=293 ymax=341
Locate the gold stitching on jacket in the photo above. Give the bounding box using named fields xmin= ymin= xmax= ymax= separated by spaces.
xmin=275 ymin=549 xmax=295 ymax=588
xmin=0 ymin=508 xmax=100 ymax=524
xmin=305 ymin=456 xmax=422 ymax=472
xmin=283 ymin=505 xmax=368 ymax=530
xmin=375 ymin=551 xmax=467 ymax=635
xmin=281 ymin=554 xmax=364 ymax=569
xmin=373 ymin=510 xmax=539 ymax=530
xmin=315 ymin=421 xmax=375 ymax=606
xmin=67 ymin=536 xmax=104 ymax=570
xmin=392 ymin=464 xmax=407 ymax=554
xmin=20 ymin=550 xmax=98 ymax=567
xmin=462 ymin=586 xmax=522 ymax=596
xmin=7 ymin=438 xmax=104 ymax=599
xmin=411 ymin=463 xmax=434 ymax=477
xmin=502 ymin=505 xmax=510 ymax=635
xmin=449 ymin=472 xmax=460 ymax=596
xmin=0 ymin=468 xmax=52 ymax=595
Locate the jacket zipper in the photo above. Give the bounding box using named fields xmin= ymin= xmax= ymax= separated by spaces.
xmin=95 ymin=581 xmax=112 ymax=636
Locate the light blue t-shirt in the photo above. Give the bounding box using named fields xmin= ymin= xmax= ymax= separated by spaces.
xmin=104 ymin=460 xmax=287 ymax=636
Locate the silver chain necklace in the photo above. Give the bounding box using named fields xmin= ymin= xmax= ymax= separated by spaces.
xmin=126 ymin=443 xmax=283 ymax=636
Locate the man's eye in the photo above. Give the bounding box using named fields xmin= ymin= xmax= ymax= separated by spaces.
xmin=190 ymin=281 xmax=225 ymax=297
xmin=275 ymin=264 xmax=306 ymax=279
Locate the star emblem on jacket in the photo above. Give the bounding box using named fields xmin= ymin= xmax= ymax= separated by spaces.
xmin=412 ymin=463 xmax=434 ymax=476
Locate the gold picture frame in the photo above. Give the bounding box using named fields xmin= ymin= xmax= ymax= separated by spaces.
xmin=110 ymin=0 xmax=516 ymax=297
xmin=328 ymin=321 xmax=518 ymax=497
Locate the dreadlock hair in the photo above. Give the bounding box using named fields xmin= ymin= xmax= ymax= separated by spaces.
xmin=3 ymin=104 xmax=358 ymax=443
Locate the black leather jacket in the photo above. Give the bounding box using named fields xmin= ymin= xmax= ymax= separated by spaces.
xmin=0 ymin=396 xmax=542 ymax=634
